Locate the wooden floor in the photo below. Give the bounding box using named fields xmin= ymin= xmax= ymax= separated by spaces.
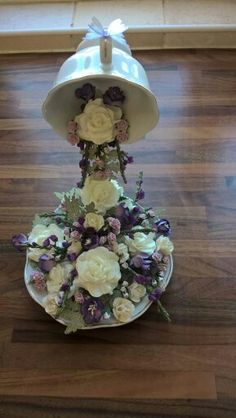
xmin=0 ymin=50 xmax=236 ymax=417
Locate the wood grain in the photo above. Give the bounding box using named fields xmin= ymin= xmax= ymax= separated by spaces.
xmin=0 ymin=49 xmax=236 ymax=417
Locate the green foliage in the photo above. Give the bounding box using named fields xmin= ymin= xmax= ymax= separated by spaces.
xmin=60 ymin=300 xmax=86 ymax=334
xmin=54 ymin=187 xmax=81 ymax=202
xmin=32 ymin=214 xmax=51 ymax=227
xmin=63 ymin=195 xmax=83 ymax=222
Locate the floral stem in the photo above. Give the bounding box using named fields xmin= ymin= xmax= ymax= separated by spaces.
xmin=157 ymin=300 xmax=171 ymax=322
xmin=116 ymin=139 xmax=127 ymax=184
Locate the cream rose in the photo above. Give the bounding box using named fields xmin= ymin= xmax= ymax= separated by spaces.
xmin=114 ymin=243 xmax=129 ymax=264
xmin=128 ymin=282 xmax=146 ymax=303
xmin=28 ymin=224 xmax=64 ymax=262
xmin=47 ymin=262 xmax=73 ymax=294
xmin=75 ymin=98 xmax=122 ymax=145
xmin=75 ymin=247 xmax=121 ymax=297
xmin=156 ymin=235 xmax=174 ymax=256
xmin=84 ymin=213 xmax=104 ymax=231
xmin=113 ymin=297 xmax=135 ymax=322
xmin=81 ymin=177 xmax=123 ymax=214
xmin=67 ymin=240 xmax=82 ymax=256
xmin=125 ymin=232 xmax=156 ymax=256
xmin=42 ymin=293 xmax=59 ymax=316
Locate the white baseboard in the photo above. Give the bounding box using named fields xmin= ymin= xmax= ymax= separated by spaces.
xmin=0 ymin=1 xmax=236 ymax=52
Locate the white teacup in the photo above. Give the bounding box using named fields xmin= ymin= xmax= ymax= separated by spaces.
xmin=42 ymin=19 xmax=159 ymax=143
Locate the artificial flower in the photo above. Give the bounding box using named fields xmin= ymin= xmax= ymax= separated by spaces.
xmin=42 ymin=293 xmax=59 ymax=316
xmin=156 ymin=236 xmax=174 ymax=256
xmin=155 ymin=219 xmax=171 ymax=236
xmin=11 ymin=233 xmax=28 ymax=252
xmin=47 ymin=262 xmax=73 ymax=294
xmin=128 ymin=282 xmax=146 ymax=303
xmin=75 ymin=98 xmax=122 ymax=145
xmin=103 ymin=86 xmax=125 ymax=107
xmin=80 ymin=297 xmax=104 ymax=324
xmin=75 ymin=83 xmax=96 ymax=101
xmin=114 ymin=243 xmax=129 ymax=264
xmin=28 ymin=224 xmax=64 ymax=262
xmin=80 ymin=177 xmax=123 ymax=213
xmin=125 ymin=232 xmax=156 ymax=256
xmin=84 ymin=213 xmax=104 ymax=231
xmin=112 ymin=297 xmax=135 ymax=322
xmin=75 ymin=247 xmax=121 ymax=297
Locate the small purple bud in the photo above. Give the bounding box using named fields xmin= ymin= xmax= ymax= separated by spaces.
xmin=11 ymin=233 xmax=28 ymax=251
xmin=42 ymin=238 xmax=50 ymax=247
xmin=60 ymin=283 xmax=70 ymax=292
xmin=49 ymin=235 xmax=58 ymax=242
xmin=67 ymin=253 xmax=77 ymax=262
xmin=38 ymin=254 xmax=56 ymax=272
xmin=148 ymin=287 xmax=162 ymax=302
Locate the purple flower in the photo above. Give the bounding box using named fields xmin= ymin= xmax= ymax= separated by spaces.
xmin=114 ymin=204 xmax=138 ymax=229
xmin=130 ymin=253 xmax=152 ymax=271
xmin=42 ymin=238 xmax=50 ymax=247
xmin=38 ymin=254 xmax=56 ymax=272
xmin=79 ymin=158 xmax=87 ymax=169
xmin=70 ymin=268 xmax=78 ymax=278
xmin=12 ymin=233 xmax=28 ymax=251
xmin=135 ymin=275 xmax=152 ymax=285
xmin=136 ymin=189 xmax=145 ymax=201
xmin=75 ymin=83 xmax=96 ymax=101
xmin=152 ymin=251 xmax=162 ymax=263
xmin=80 ymin=297 xmax=104 ymax=324
xmin=77 ymin=141 xmax=85 ymax=151
xmin=155 ymin=219 xmax=171 ymax=236
xmin=81 ymin=227 xmax=99 ymax=251
xmin=60 ymin=283 xmax=70 ymax=292
xmin=103 ymin=86 xmax=125 ymax=106
xmin=148 ymin=287 xmax=162 ymax=302
xmin=67 ymin=252 xmax=77 ymax=262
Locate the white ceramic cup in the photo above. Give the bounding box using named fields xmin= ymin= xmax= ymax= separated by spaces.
xmin=42 ymin=36 xmax=159 ymax=143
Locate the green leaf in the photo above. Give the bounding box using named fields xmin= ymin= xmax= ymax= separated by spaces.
xmin=54 ymin=187 xmax=81 ymax=202
xmin=64 ymin=195 xmax=83 ymax=222
xmin=85 ymin=202 xmax=96 ymax=213
xmin=60 ymin=300 xmax=86 ymax=334
xmin=32 ymin=214 xmax=51 ymax=227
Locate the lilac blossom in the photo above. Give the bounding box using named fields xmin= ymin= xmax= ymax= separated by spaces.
xmin=30 ymin=271 xmax=46 ymax=292
xmin=107 ymin=217 xmax=121 ymax=234
xmin=115 ymin=119 xmax=128 ymax=131
xmin=80 ymin=297 xmax=104 ymax=324
xmin=116 ymin=132 xmax=129 ymax=143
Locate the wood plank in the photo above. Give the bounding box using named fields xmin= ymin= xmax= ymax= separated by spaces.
xmin=0 ymin=369 xmax=216 ymax=399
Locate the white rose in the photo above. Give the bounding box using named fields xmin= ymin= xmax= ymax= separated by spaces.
xmin=125 ymin=232 xmax=156 ymax=256
xmin=156 ymin=235 xmax=174 ymax=256
xmin=114 ymin=243 xmax=129 ymax=263
xmin=75 ymin=247 xmax=121 ymax=297
xmin=42 ymin=293 xmax=59 ymax=316
xmin=84 ymin=213 xmax=104 ymax=231
xmin=113 ymin=297 xmax=135 ymax=322
xmin=81 ymin=177 xmax=123 ymax=214
xmin=47 ymin=262 xmax=73 ymax=294
xmin=67 ymin=240 xmax=82 ymax=255
xmin=75 ymin=98 xmax=122 ymax=145
xmin=28 ymin=224 xmax=64 ymax=262
xmin=128 ymin=282 xmax=146 ymax=303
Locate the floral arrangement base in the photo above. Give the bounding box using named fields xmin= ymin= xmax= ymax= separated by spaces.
xmin=24 ymin=253 xmax=173 ymax=330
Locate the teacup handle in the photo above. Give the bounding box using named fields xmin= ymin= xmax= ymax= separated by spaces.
xmin=100 ymin=36 xmax=112 ymax=65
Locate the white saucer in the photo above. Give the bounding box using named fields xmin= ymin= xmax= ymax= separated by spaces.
xmin=24 ymin=254 xmax=173 ymax=330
